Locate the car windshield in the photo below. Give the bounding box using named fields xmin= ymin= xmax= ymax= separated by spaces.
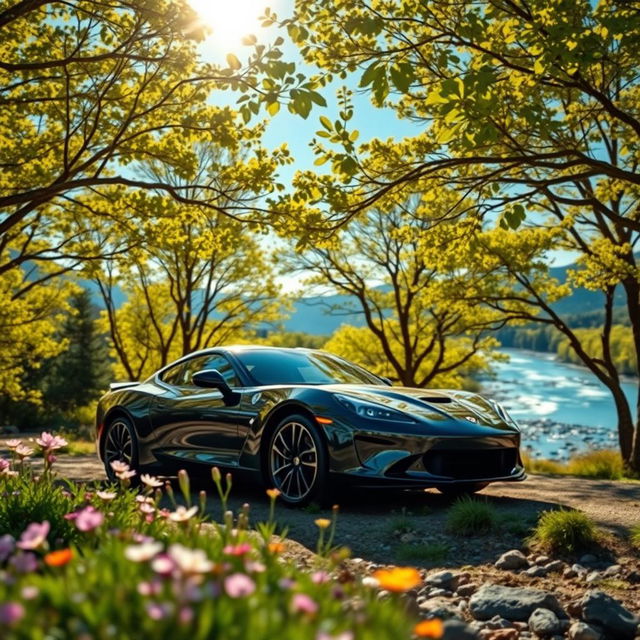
xmin=235 ymin=350 xmax=384 ymax=386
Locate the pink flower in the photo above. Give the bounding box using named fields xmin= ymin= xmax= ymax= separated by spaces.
xmin=168 ymin=506 xmax=198 ymax=523
xmin=139 ymin=503 xmax=155 ymax=515
xmin=141 ymin=474 xmax=163 ymax=488
xmin=0 ymin=534 xmax=15 ymax=562
xmin=74 ymin=506 xmax=104 ymax=532
xmin=137 ymin=580 xmax=162 ymax=596
xmin=312 ymin=570 xmax=330 ymax=584
xmin=36 ymin=432 xmax=67 ymax=451
xmin=179 ymin=606 xmax=194 ymax=625
xmin=21 ymin=586 xmax=39 ymax=600
xmin=0 ymin=458 xmax=11 ymax=473
xmin=224 ymin=573 xmax=255 ymax=598
xmin=47 ymin=454 xmax=57 ymax=464
xmin=15 ymin=444 xmax=33 ymax=459
xmin=146 ymin=602 xmax=171 ymax=620
xmin=4 ymin=440 xmax=21 ymax=449
xmin=292 ymin=593 xmax=318 ymax=615
xmin=223 ymin=543 xmax=252 ymax=556
xmin=9 ymin=552 xmax=38 ymax=574
xmin=96 ymin=490 xmax=117 ymax=501
xmin=125 ymin=541 xmax=163 ymax=563
xmin=17 ymin=521 xmax=49 ymax=550
xmin=0 ymin=602 xmax=24 ymax=626
xmin=110 ymin=460 xmax=130 ymax=473
xmin=151 ymin=554 xmax=176 ymax=576
xmin=168 ymin=544 xmax=213 ymax=574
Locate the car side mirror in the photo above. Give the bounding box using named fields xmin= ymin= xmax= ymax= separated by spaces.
xmin=192 ymin=369 xmax=240 ymax=406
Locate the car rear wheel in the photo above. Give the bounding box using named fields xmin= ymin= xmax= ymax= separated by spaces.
xmin=266 ymin=414 xmax=327 ymax=506
xmin=102 ymin=416 xmax=139 ymax=482
xmin=436 ymin=482 xmax=488 ymax=498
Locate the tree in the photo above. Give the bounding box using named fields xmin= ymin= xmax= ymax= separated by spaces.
xmin=290 ymin=194 xmax=506 ymax=387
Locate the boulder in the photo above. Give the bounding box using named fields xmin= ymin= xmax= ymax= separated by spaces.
xmin=495 ymin=550 xmax=529 ymax=571
xmin=469 ymin=585 xmax=565 ymax=621
xmin=442 ymin=619 xmax=479 ymax=640
xmin=426 ymin=570 xmax=464 ymax=591
xmin=568 ymin=621 xmax=602 ymax=640
xmin=418 ymin=597 xmax=462 ymax=620
xmin=528 ymin=608 xmax=561 ymax=637
xmin=580 ymin=590 xmax=639 ymax=640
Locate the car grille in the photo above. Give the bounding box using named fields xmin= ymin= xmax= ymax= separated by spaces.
xmin=422 ymin=447 xmax=518 ymax=479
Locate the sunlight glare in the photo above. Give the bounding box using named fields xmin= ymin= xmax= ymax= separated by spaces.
xmin=189 ymin=0 xmax=269 ymax=51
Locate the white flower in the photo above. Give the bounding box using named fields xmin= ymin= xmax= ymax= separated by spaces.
xmin=140 ymin=474 xmax=163 ymax=488
xmin=110 ymin=460 xmax=130 ymax=474
xmin=125 ymin=541 xmax=163 ymax=563
xmin=96 ymin=491 xmax=117 ymax=501
xmin=168 ymin=506 xmax=198 ymax=523
xmin=168 ymin=544 xmax=213 ymax=574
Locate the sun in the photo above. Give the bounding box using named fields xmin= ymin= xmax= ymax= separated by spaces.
xmin=189 ymin=0 xmax=270 ymax=51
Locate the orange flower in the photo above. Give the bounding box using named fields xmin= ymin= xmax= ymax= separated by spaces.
xmin=268 ymin=542 xmax=285 ymax=554
xmin=372 ymin=567 xmax=421 ymax=593
xmin=314 ymin=518 xmax=331 ymax=529
xmin=414 ymin=619 xmax=444 ymax=638
xmin=266 ymin=488 xmax=281 ymax=499
xmin=44 ymin=549 xmax=73 ymax=567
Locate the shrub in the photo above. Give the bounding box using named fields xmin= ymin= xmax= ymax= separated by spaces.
xmin=446 ymin=497 xmax=496 ymax=536
xmin=566 ymin=450 xmax=624 ymax=480
xmin=529 ymin=509 xmax=597 ymax=553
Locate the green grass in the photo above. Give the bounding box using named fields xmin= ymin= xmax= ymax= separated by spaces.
xmin=446 ymin=497 xmax=496 ymax=536
xmin=395 ymin=541 xmax=449 ymax=564
xmin=529 ymin=509 xmax=598 ymax=553
xmin=523 ymin=449 xmax=626 ymax=480
xmin=63 ymin=439 xmax=96 ymax=456
xmin=383 ymin=509 xmax=416 ymax=538
xmin=630 ymin=523 xmax=640 ymax=550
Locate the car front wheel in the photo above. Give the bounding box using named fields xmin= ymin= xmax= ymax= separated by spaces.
xmin=102 ymin=416 xmax=139 ymax=482
xmin=266 ymin=414 xmax=328 ymax=506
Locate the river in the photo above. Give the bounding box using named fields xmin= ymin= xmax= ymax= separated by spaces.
xmin=480 ymin=348 xmax=638 ymax=459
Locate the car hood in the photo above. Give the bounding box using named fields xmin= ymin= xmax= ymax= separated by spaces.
xmin=322 ymin=384 xmax=516 ymax=429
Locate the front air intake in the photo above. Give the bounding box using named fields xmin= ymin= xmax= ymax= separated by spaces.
xmin=423 ymin=448 xmax=517 ymax=479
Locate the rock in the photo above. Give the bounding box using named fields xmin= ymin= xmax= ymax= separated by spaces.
xmin=525 ymin=566 xmax=548 ymax=578
xmin=544 ymin=560 xmax=564 ymax=573
xmin=564 ymin=567 xmax=578 ymax=579
xmin=458 ymin=583 xmax=480 ymax=597
xmin=572 ymin=564 xmax=589 ymax=576
xmin=602 ymin=564 xmax=622 ymax=578
xmin=469 ymin=585 xmax=565 ymax=622
xmin=585 ymin=571 xmax=601 ymax=584
xmin=481 ymin=630 xmax=518 ymax=640
xmin=418 ymin=597 xmax=462 ymax=620
xmin=568 ymin=621 xmax=602 ymax=640
xmin=627 ymin=570 xmax=640 ymax=584
xmin=529 ymin=608 xmax=561 ymax=637
xmin=485 ymin=615 xmax=513 ymax=629
xmin=581 ymin=590 xmax=639 ymax=640
xmin=442 ymin=619 xmax=479 ymax=640
xmin=429 ymin=588 xmax=453 ymax=597
xmin=580 ymin=554 xmax=598 ymax=565
xmin=534 ymin=555 xmax=550 ymax=565
xmin=567 ymin=600 xmax=583 ymax=618
xmin=496 ymin=550 xmax=529 ymax=571
xmin=426 ymin=570 xmax=464 ymax=591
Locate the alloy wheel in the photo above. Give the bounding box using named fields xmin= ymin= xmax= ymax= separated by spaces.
xmin=104 ymin=420 xmax=133 ymax=468
xmin=269 ymin=421 xmax=318 ymax=501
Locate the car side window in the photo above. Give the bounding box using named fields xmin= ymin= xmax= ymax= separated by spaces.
xmin=199 ymin=354 xmax=240 ymax=388
xmin=160 ymin=362 xmax=187 ymax=385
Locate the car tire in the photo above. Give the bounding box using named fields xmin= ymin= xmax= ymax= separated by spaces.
xmin=436 ymin=482 xmax=488 ymax=498
xmin=102 ymin=416 xmax=139 ymax=483
xmin=265 ymin=414 xmax=328 ymax=507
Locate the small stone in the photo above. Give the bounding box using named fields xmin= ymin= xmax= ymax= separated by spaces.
xmin=529 ymin=608 xmax=561 ymax=637
xmin=458 ymin=583 xmax=480 ymax=597
xmin=585 ymin=571 xmax=601 ymax=584
xmin=496 ymin=550 xmax=529 ymax=571
xmin=568 ymin=621 xmax=602 ymax=640
xmin=581 ymin=590 xmax=639 ymax=640
xmin=580 ymin=554 xmax=598 ymax=565
xmin=483 ymin=630 xmax=518 ymax=640
xmin=572 ymin=564 xmax=589 ymax=576
xmin=525 ymin=566 xmax=548 ymax=577
xmin=563 ymin=567 xmax=578 ymax=579
xmin=426 ymin=570 xmax=464 ymax=591
xmin=601 ymin=564 xmax=621 ymax=578
xmin=418 ymin=597 xmax=461 ymax=620
xmin=442 ymin=619 xmax=480 ymax=640
xmin=429 ymin=588 xmax=453 ymax=597
xmin=544 ymin=560 xmax=564 ymax=573
xmin=566 ymin=600 xmax=583 ymax=618
xmin=485 ymin=615 xmax=513 ymax=629
xmin=535 ymin=555 xmax=550 ymax=565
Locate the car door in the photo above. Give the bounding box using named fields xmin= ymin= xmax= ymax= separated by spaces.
xmin=149 ymin=353 xmax=247 ymax=467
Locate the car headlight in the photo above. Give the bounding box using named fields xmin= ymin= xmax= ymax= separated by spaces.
xmin=491 ymin=399 xmax=517 ymax=426
xmin=335 ymin=394 xmax=415 ymax=423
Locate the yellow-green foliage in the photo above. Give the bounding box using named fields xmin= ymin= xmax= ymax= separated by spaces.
xmin=630 ymin=524 xmax=640 ymax=550
xmin=530 ymin=510 xmax=597 ymax=553
xmin=446 ymin=497 xmax=496 ymax=536
xmin=524 ymin=450 xmax=624 ymax=480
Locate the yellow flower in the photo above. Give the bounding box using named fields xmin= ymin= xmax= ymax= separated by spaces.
xmin=266 ymin=488 xmax=281 ymax=499
xmin=372 ymin=567 xmax=421 ymax=593
xmin=268 ymin=542 xmax=285 ymax=554
xmin=314 ymin=518 xmax=331 ymax=529
xmin=414 ymin=619 xmax=444 ymax=638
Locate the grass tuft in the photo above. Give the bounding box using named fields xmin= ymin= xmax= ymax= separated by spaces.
xmin=529 ymin=509 xmax=597 ymax=553
xmin=395 ymin=541 xmax=449 ymax=564
xmin=446 ymin=497 xmax=496 ymax=536
xmin=630 ymin=523 xmax=640 ymax=550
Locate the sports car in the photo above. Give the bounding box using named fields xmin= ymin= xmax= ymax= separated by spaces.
xmin=96 ymin=345 xmax=525 ymax=505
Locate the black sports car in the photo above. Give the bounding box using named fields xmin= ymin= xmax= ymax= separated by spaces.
xmin=96 ymin=346 xmax=525 ymax=505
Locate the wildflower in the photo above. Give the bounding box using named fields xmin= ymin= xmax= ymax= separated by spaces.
xmin=414 ymin=619 xmax=444 ymax=638
xmin=168 ymin=505 xmax=198 ymax=523
xmin=141 ymin=474 xmax=163 ymax=488
xmin=136 ymin=495 xmax=154 ymax=504
xmin=0 ymin=534 xmax=15 ymax=562
xmin=44 ymin=549 xmax=73 ymax=567
xmin=47 ymin=454 xmax=57 ymax=465
xmin=137 ymin=580 xmax=162 ymax=596
xmin=125 ymin=541 xmax=163 ymax=563
xmin=266 ymin=488 xmax=281 ymax=499
xmin=315 ymin=518 xmax=331 ymax=529
xmin=245 ymin=560 xmax=266 ymax=573
xmin=311 ymin=570 xmax=330 ymax=584
xmin=36 ymin=432 xmax=67 ymax=451
xmin=0 ymin=602 xmax=25 ymax=626
xmin=372 ymin=567 xmax=421 ymax=593
xmin=224 ymin=572 xmax=256 ymax=598
xmin=110 ymin=460 xmax=130 ymax=474
xmin=9 ymin=552 xmax=38 ymax=574
xmin=73 ymin=506 xmax=104 ymax=532
xmin=268 ymin=541 xmax=285 ymax=554
xmin=151 ymin=554 xmax=176 ymax=576
xmin=168 ymin=544 xmax=213 ymax=574
xmin=223 ymin=543 xmax=252 ymax=556
xmin=4 ymin=440 xmax=21 ymax=449
xmin=139 ymin=503 xmax=155 ymax=516
xmin=0 ymin=458 xmax=11 ymax=473
xmin=279 ymin=577 xmax=296 ymax=589
xmin=21 ymin=586 xmax=39 ymax=600
xmin=292 ymin=593 xmax=318 ymax=615
xmin=146 ymin=602 xmax=171 ymax=621
xmin=14 ymin=444 xmax=33 ymax=459
xmin=96 ymin=490 xmax=117 ymax=501
xmin=17 ymin=521 xmax=50 ymax=550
